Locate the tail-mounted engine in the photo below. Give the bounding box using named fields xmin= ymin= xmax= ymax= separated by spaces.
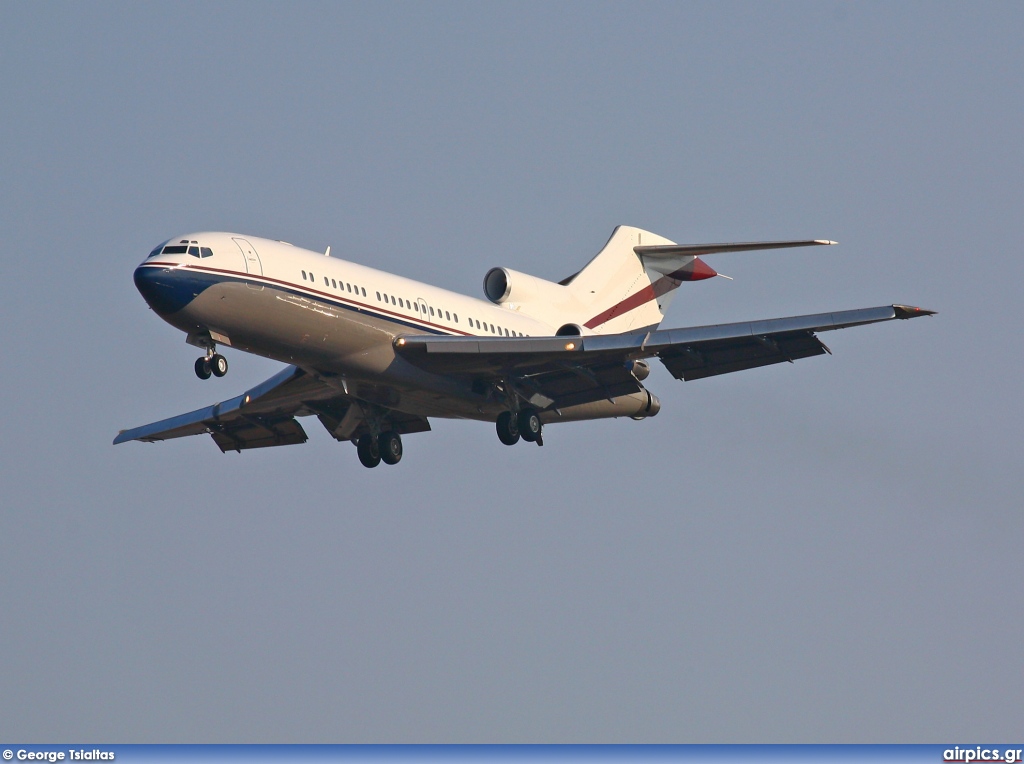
xmin=484 ymin=267 xmax=572 ymax=307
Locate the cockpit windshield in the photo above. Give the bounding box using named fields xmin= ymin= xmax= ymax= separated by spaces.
xmin=153 ymin=239 xmax=214 ymax=258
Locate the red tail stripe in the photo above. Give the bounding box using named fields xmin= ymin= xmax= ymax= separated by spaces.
xmin=584 ymin=257 xmax=716 ymax=329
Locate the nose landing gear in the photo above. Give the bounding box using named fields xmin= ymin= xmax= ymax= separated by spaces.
xmin=194 ymin=352 xmax=228 ymax=379
xmin=187 ymin=331 xmax=229 ymax=380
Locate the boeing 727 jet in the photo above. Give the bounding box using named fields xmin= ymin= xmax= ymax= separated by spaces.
xmin=115 ymin=226 xmax=932 ymax=467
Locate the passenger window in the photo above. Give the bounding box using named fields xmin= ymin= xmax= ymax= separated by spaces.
xmin=429 ymin=307 xmax=435 ymax=316
xmin=361 ymin=287 xmax=366 ymax=296
xmin=453 ymin=314 xmax=458 ymax=323
xmin=324 ymin=277 xmax=329 ymax=285
xmin=399 ymin=298 xmax=404 ymax=308
xmin=346 ymin=283 xmax=351 ymax=292
xmin=200 ymin=247 xmax=213 ymax=258
xmin=302 ymin=271 xmax=307 ymax=280
xmin=376 ymin=292 xmax=381 ymax=300
xmin=445 ymin=311 xmax=450 ymax=320
xmin=310 ymin=273 xmax=315 ymax=281
xmin=490 ymin=324 xmax=495 ymax=333
xmin=391 ymin=296 xmax=396 ymax=305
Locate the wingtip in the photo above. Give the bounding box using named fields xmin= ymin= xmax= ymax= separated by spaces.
xmin=893 ymin=304 xmax=936 ymax=319
xmin=815 ymin=240 xmax=838 ymax=246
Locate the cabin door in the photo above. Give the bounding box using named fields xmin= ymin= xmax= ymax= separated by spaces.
xmin=232 ymin=238 xmax=264 ymax=290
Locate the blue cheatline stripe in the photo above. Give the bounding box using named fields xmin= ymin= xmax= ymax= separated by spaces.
xmin=0 ymin=745 xmax=1012 ymax=763
xmin=136 ymin=262 xmax=464 ymax=337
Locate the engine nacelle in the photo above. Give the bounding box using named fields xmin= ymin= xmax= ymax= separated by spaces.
xmin=630 ymin=360 xmax=651 ymax=381
xmin=483 ymin=267 xmax=571 ymax=307
xmin=631 ymin=390 xmax=661 ymax=420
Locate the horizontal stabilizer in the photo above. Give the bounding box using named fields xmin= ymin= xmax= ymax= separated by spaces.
xmin=634 ymin=240 xmax=836 ymax=257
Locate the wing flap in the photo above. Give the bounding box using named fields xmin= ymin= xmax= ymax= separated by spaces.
xmin=659 ymin=330 xmax=827 ymax=381
xmin=210 ymin=416 xmax=308 ymax=452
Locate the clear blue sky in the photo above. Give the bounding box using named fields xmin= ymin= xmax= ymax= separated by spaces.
xmin=1 ymin=1 xmax=1021 ymax=741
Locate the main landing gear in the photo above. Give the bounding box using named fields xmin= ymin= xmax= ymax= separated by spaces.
xmin=496 ymin=409 xmax=543 ymax=447
xmin=194 ymin=352 xmax=228 ymax=380
xmin=356 ymin=431 xmax=403 ymax=468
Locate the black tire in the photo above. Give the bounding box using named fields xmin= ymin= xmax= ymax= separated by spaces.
xmin=357 ymin=434 xmax=381 ymax=468
xmin=211 ymin=353 xmax=228 ymax=377
xmin=194 ymin=356 xmax=212 ymax=380
xmin=518 ymin=409 xmax=542 ymax=443
xmin=379 ymin=431 xmax=403 ymax=465
xmin=496 ymin=411 xmax=521 ymax=446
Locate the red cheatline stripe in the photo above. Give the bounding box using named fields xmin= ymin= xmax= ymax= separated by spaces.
xmin=584 ymin=283 xmax=660 ymax=329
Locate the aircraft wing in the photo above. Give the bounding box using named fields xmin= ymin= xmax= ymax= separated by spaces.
xmin=395 ymin=304 xmax=934 ymax=407
xmin=114 ymin=365 xmax=429 ymax=452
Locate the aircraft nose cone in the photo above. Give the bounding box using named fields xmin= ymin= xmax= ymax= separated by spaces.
xmin=134 ymin=264 xmax=194 ymax=315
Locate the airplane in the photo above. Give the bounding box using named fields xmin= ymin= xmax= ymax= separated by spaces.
xmin=114 ymin=226 xmax=933 ymax=467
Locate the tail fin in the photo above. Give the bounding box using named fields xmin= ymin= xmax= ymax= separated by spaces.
xmin=565 ymin=226 xmax=716 ymax=334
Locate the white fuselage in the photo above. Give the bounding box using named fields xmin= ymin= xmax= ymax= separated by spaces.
xmin=134 ymin=232 xmax=657 ymax=425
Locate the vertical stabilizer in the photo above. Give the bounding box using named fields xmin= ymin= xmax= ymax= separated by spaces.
xmin=565 ymin=226 xmax=715 ymax=334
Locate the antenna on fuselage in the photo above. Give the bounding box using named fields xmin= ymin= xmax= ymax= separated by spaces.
xmin=325 ymin=246 xmax=331 ymax=257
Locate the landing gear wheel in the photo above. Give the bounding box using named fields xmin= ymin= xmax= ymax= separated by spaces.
xmin=357 ymin=434 xmax=381 ymax=468
xmin=379 ymin=431 xmax=403 ymax=465
xmin=194 ymin=356 xmax=212 ymax=380
xmin=518 ymin=409 xmax=542 ymax=443
xmin=496 ymin=411 xmax=521 ymax=445
xmin=211 ymin=353 xmax=228 ymax=377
